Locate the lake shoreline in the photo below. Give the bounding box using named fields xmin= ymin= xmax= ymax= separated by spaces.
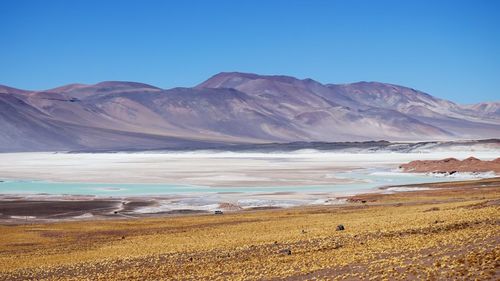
xmin=2 ymin=177 xmax=498 ymax=224
xmin=1 ymin=151 xmax=498 ymax=223
xmin=1 ymin=177 xmax=498 ymax=280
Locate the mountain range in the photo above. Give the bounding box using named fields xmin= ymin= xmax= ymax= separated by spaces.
xmin=0 ymin=72 xmax=499 ymax=152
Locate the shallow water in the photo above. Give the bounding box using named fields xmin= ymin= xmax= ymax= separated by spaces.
xmin=0 ymin=168 xmax=484 ymax=197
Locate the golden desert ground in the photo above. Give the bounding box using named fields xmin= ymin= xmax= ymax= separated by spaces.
xmin=0 ymin=178 xmax=499 ymax=280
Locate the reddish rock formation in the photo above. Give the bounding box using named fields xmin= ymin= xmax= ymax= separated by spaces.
xmin=399 ymin=157 xmax=500 ymax=174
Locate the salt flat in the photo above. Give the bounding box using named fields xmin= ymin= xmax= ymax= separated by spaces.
xmin=0 ymin=151 xmax=496 ymax=187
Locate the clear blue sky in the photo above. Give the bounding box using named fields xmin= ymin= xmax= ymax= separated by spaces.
xmin=1 ymin=0 xmax=499 ymax=103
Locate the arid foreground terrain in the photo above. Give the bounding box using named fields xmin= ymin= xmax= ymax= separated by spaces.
xmin=0 ymin=178 xmax=499 ymax=280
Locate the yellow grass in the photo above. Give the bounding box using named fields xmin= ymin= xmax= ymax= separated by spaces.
xmin=0 ymin=180 xmax=499 ymax=280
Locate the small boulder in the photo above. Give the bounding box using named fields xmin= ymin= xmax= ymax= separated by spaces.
xmin=333 ymin=243 xmax=343 ymax=249
xmin=279 ymin=248 xmax=292 ymax=255
xmin=424 ymin=207 xmax=440 ymax=212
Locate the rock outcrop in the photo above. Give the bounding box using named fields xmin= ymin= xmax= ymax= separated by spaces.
xmin=399 ymin=157 xmax=500 ymax=173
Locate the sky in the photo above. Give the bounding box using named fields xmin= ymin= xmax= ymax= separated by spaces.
xmin=0 ymin=0 xmax=499 ymax=104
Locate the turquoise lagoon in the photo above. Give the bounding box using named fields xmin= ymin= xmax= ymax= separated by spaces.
xmin=0 ymin=169 xmax=480 ymax=197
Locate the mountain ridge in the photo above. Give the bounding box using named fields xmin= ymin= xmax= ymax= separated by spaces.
xmin=0 ymin=72 xmax=498 ymax=152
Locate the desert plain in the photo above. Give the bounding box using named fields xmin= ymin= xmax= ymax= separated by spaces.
xmin=0 ymin=178 xmax=498 ymax=280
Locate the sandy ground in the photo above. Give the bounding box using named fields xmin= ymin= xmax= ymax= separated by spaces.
xmin=0 ymin=151 xmax=496 ymax=186
xmin=0 ymin=178 xmax=498 ymax=280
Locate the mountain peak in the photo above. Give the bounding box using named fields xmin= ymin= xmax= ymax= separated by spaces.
xmin=47 ymin=81 xmax=161 ymax=93
xmin=93 ymin=81 xmax=161 ymax=90
xmin=46 ymin=83 xmax=89 ymax=93
xmin=196 ymin=72 xmax=319 ymax=89
xmin=0 ymin=84 xmax=31 ymax=95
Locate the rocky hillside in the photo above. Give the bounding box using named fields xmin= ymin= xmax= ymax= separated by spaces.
xmin=0 ymin=72 xmax=499 ymax=152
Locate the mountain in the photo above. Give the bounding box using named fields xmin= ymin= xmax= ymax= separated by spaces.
xmin=46 ymin=81 xmax=162 ymax=99
xmin=0 ymin=72 xmax=499 ymax=152
xmin=463 ymin=102 xmax=500 ymax=120
xmin=0 ymin=85 xmax=30 ymax=95
xmin=325 ymin=82 xmax=500 ymax=137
